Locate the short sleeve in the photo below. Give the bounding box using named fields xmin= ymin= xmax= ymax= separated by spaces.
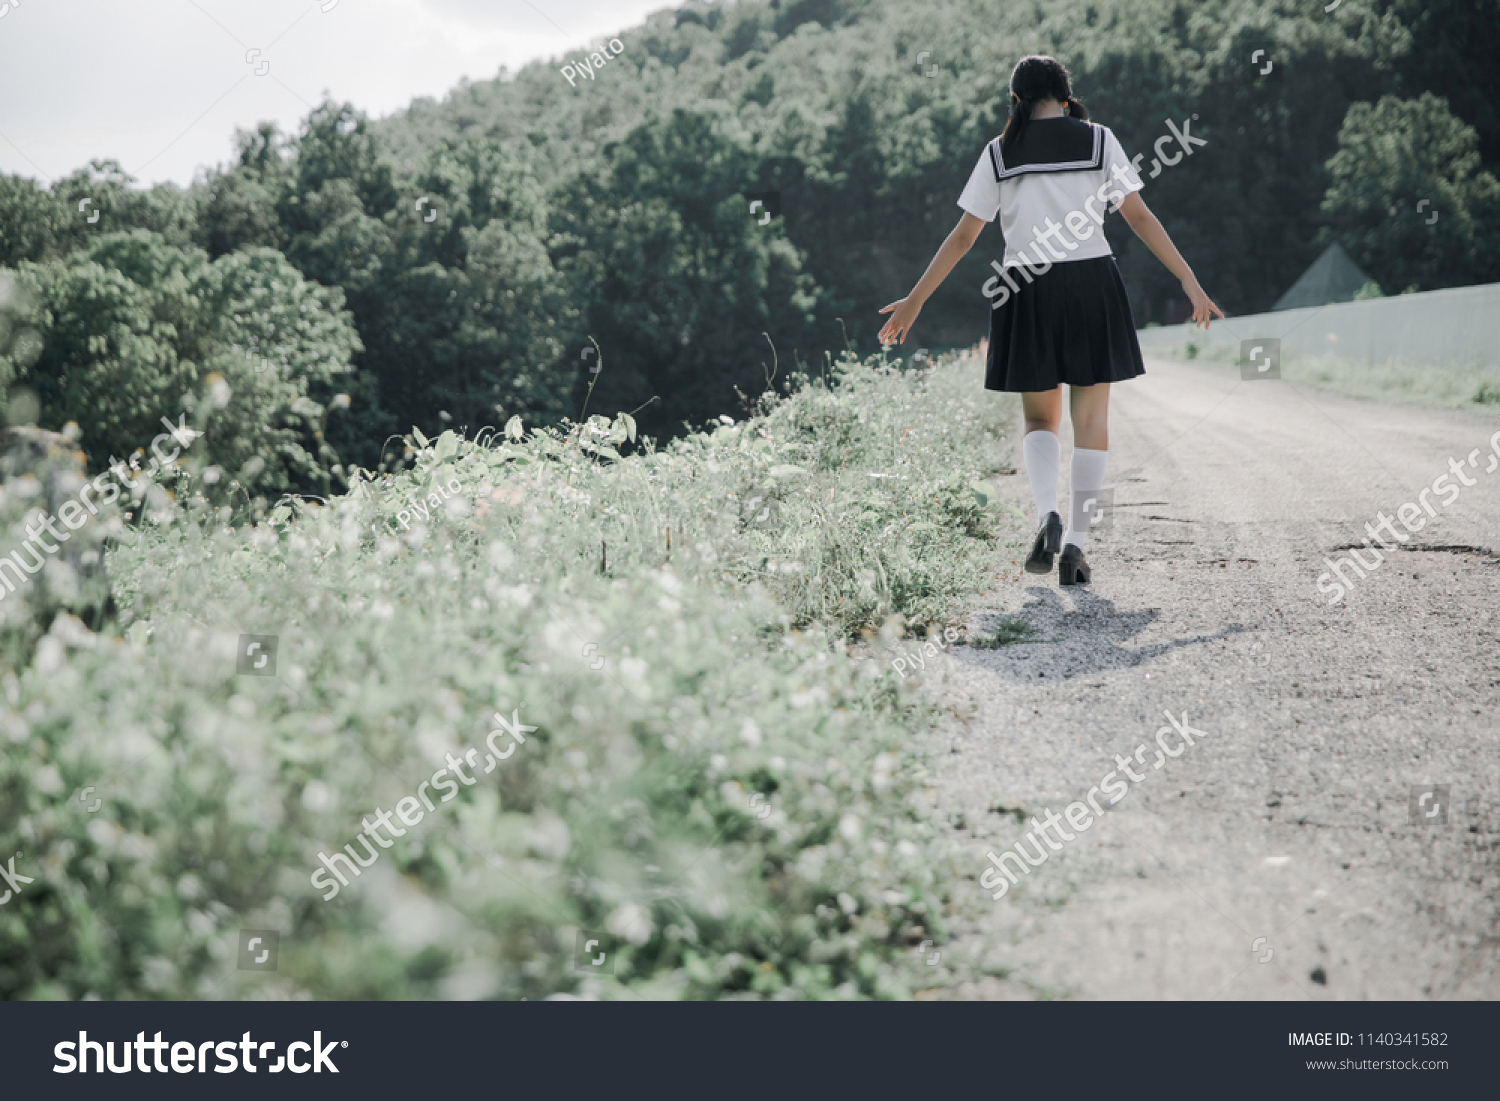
xmin=956 ymin=143 xmax=1001 ymax=222
xmin=1102 ymin=128 xmax=1143 ymax=208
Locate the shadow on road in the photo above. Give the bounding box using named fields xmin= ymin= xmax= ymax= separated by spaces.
xmin=953 ymin=587 xmax=1250 ymax=682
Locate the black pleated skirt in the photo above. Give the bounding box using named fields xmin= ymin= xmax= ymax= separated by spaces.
xmin=985 ymin=254 xmax=1145 ymax=392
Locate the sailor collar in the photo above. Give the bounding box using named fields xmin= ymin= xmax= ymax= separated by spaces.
xmin=987 ymin=118 xmax=1105 ymax=181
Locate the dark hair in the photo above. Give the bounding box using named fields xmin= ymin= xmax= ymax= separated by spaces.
xmin=1000 ymin=55 xmax=1088 ymax=154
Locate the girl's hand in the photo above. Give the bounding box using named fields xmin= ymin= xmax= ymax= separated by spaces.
xmin=878 ymin=297 xmax=922 ymax=346
xmin=1183 ymin=279 xmax=1225 ymax=330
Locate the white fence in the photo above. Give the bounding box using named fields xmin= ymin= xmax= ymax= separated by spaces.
xmin=1134 ymin=281 xmax=1500 ymax=367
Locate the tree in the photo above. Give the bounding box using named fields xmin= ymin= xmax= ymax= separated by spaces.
xmin=0 ymin=175 xmax=70 ymax=267
xmin=1320 ymin=94 xmax=1500 ymax=292
xmin=1379 ymin=0 xmax=1500 ymax=166
xmin=554 ymin=108 xmax=821 ymax=438
xmin=2 ymin=161 xmax=180 ymax=267
xmin=362 ymin=139 xmax=580 ymax=437
xmin=282 ymin=102 xmax=399 ymax=236
xmin=196 ymin=122 xmax=295 ymax=261
xmin=191 ymin=246 xmax=362 ymax=495
xmin=200 ymin=169 xmax=287 ymax=260
xmin=50 ymin=160 xmax=198 ymax=253
xmin=1 ymin=231 xmax=360 ymax=497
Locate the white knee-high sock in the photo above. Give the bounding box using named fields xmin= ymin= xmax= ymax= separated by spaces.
xmin=1022 ymin=430 xmax=1060 ymax=522
xmin=1066 ymin=447 xmax=1108 ymax=549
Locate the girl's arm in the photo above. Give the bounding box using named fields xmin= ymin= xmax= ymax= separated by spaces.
xmin=1117 ymin=192 xmax=1224 ymax=329
xmin=878 ymin=212 xmax=987 ymax=345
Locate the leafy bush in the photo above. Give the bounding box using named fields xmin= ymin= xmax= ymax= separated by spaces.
xmin=0 ymin=352 xmax=1014 ymax=1001
xmin=1 ymin=231 xmax=359 ymax=500
xmin=0 ymin=426 xmax=120 ymax=667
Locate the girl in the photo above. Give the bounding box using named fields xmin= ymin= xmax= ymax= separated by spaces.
xmin=879 ymin=55 xmax=1222 ymax=585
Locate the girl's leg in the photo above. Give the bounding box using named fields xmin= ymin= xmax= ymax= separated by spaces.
xmin=1065 ymin=383 xmax=1110 ymax=548
xmin=1020 ymin=389 xmax=1063 ymax=522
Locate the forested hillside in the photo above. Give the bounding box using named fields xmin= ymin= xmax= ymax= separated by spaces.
xmin=2 ymin=0 xmax=1497 ymax=487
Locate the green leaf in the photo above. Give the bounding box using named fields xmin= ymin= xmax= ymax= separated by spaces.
xmin=412 ymin=426 xmax=429 ymax=447
xmin=970 ymin=481 xmax=998 ymax=508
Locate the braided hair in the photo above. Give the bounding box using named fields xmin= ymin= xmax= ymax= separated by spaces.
xmin=1000 ymin=55 xmax=1089 ymax=155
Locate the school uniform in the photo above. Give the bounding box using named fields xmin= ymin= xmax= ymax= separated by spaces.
xmin=958 ymin=116 xmax=1146 ymax=392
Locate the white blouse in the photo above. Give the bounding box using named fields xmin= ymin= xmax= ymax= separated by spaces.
xmin=957 ymin=119 xmax=1144 ymax=270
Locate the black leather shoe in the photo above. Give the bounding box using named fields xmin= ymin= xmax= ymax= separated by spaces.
xmin=1024 ymin=511 xmax=1063 ymax=574
xmin=1058 ymin=544 xmax=1091 ymax=586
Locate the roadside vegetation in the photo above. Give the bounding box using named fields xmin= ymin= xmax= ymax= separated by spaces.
xmin=0 ymin=353 xmax=1017 ymax=1000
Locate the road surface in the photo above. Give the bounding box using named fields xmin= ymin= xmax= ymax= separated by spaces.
xmin=919 ymin=354 xmax=1499 ymax=999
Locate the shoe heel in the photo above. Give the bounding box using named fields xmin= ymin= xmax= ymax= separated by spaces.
xmin=1058 ymin=545 xmax=1091 ymax=586
xmin=1025 ymin=512 xmax=1065 ymax=575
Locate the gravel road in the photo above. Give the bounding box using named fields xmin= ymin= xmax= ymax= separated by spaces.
xmin=918 ymin=354 xmax=1500 ymax=1000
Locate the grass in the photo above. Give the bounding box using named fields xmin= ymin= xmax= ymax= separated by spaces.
xmin=1149 ymin=342 xmax=1500 ymax=414
xmin=968 ymin=616 xmax=1039 ymax=649
xmin=0 ymin=352 xmax=1019 ymax=1001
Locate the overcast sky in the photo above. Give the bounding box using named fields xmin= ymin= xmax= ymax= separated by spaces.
xmin=0 ymin=0 xmax=672 ymax=189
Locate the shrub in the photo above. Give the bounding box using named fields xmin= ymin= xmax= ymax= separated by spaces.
xmin=2 ymin=232 xmax=359 ymax=501
xmin=0 ymin=352 xmax=1014 ymax=1000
